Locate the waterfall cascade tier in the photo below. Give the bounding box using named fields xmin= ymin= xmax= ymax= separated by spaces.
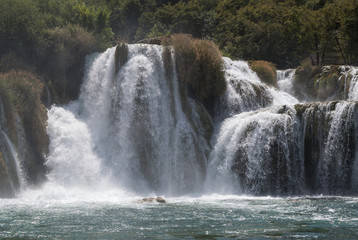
xmin=207 ymin=102 xmax=358 ymax=195
xmin=207 ymin=61 xmax=358 ymax=196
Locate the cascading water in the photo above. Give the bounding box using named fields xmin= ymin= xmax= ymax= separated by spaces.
xmin=44 ymin=44 xmax=210 ymax=197
xmin=206 ymin=60 xmax=358 ymax=196
xmin=339 ymin=66 xmax=358 ymax=100
xmin=206 ymin=105 xmax=304 ymax=195
xmin=277 ymin=69 xmax=295 ymax=96
xmin=303 ymin=101 xmax=358 ymax=194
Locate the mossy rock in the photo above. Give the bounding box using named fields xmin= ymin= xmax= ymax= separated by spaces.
xmin=115 ymin=43 xmax=128 ymax=75
xmin=294 ymin=64 xmax=321 ymax=100
xmin=293 ymin=62 xmax=344 ymax=101
xmin=136 ymin=197 xmax=166 ymax=203
xmin=314 ymin=66 xmax=340 ymax=100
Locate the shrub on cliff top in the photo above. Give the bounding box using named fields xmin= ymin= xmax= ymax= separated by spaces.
xmin=249 ymin=61 xmax=277 ymax=88
xmin=171 ymin=34 xmax=226 ymax=103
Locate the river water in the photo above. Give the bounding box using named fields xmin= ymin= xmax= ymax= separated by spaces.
xmin=1 ymin=195 xmax=357 ymax=239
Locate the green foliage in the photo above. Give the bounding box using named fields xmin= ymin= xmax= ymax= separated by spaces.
xmin=135 ymin=0 xmax=219 ymax=41
xmin=250 ymin=61 xmax=278 ymax=87
xmin=2 ymin=0 xmax=357 ymax=72
xmin=172 ymin=34 xmax=226 ymax=103
xmin=0 ymin=0 xmax=114 ymax=103
xmin=39 ymin=24 xmax=98 ymax=103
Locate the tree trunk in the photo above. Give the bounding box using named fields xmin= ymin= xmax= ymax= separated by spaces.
xmin=321 ymin=41 xmax=327 ymax=66
xmin=314 ymin=34 xmax=320 ymax=66
xmin=334 ymin=32 xmax=347 ymax=65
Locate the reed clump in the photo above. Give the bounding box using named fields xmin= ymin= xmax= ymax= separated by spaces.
xmin=0 ymin=71 xmax=48 ymax=154
xmin=114 ymin=43 xmax=128 ymax=75
xmin=250 ymin=60 xmax=277 ymax=87
xmin=171 ymin=34 xmax=226 ymax=104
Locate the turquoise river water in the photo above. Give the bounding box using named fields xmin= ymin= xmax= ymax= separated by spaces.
xmin=1 ymin=195 xmax=357 ymax=239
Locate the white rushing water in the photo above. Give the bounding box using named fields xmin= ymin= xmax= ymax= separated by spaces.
xmin=207 ymin=61 xmax=358 ymax=195
xmin=277 ymin=69 xmax=296 ymax=96
xmin=339 ymin=66 xmax=358 ymax=100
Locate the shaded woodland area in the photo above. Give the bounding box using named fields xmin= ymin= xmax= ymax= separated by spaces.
xmin=1 ymin=0 xmax=358 ymax=72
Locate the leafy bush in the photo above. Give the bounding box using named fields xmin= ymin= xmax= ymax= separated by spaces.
xmin=250 ymin=61 xmax=277 ymax=87
xmin=171 ymin=34 xmax=226 ymax=104
xmin=39 ymin=24 xmax=98 ymax=103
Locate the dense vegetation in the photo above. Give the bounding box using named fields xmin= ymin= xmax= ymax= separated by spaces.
xmin=1 ymin=0 xmax=358 ymax=79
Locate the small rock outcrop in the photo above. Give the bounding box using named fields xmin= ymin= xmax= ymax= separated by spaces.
xmin=136 ymin=197 xmax=167 ymax=204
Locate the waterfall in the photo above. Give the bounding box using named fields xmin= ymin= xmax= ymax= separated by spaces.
xmin=214 ymin=58 xmax=298 ymax=121
xmin=45 ymin=44 xmax=210 ymax=196
xmin=339 ymin=66 xmax=358 ymax=100
xmin=39 ymin=44 xmax=358 ymax=198
xmin=206 ymin=58 xmax=358 ymax=196
xmin=206 ymin=105 xmax=304 ymax=195
xmin=303 ymin=101 xmax=358 ymax=194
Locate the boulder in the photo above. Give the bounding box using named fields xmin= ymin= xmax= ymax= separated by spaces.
xmin=136 ymin=197 xmax=166 ymax=204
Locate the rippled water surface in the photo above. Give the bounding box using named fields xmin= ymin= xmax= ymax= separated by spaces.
xmin=1 ymin=195 xmax=357 ymax=239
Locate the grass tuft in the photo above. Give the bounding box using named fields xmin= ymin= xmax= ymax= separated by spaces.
xmin=249 ymin=61 xmax=277 ymax=87
xmin=171 ymin=34 xmax=226 ymax=106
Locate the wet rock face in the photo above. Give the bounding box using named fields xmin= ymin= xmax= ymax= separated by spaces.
xmin=229 ymin=106 xmax=303 ymax=196
xmin=301 ymin=101 xmax=358 ymax=194
xmin=293 ymin=65 xmax=358 ymax=102
xmin=0 ymin=152 xmax=14 ymax=198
